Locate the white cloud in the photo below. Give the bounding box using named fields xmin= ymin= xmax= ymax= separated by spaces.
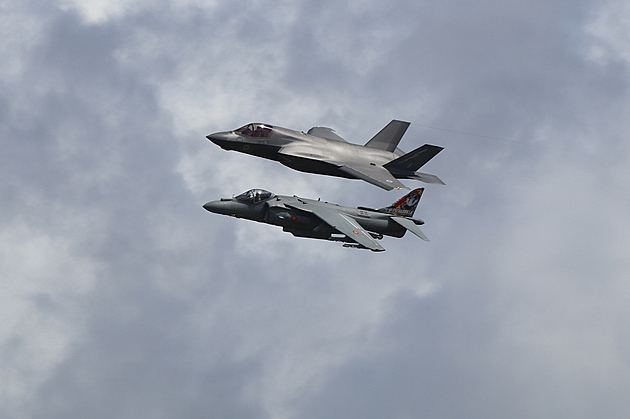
xmin=0 ymin=3 xmax=47 ymax=83
xmin=3 ymin=0 xmax=630 ymax=418
xmin=57 ymin=0 xmax=219 ymax=24
xmin=585 ymin=0 xmax=630 ymax=66
xmin=0 ymin=223 xmax=96 ymax=415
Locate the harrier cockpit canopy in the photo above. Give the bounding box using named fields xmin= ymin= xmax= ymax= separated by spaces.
xmin=234 ymin=189 xmax=275 ymax=203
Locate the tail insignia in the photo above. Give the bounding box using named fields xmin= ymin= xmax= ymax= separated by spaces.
xmin=382 ymin=188 xmax=424 ymax=216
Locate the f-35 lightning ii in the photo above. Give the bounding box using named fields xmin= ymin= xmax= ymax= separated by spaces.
xmin=206 ymin=120 xmax=444 ymax=191
xmin=203 ymin=188 xmax=430 ymax=251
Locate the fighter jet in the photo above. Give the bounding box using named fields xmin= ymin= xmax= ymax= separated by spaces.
xmin=206 ymin=120 xmax=444 ymax=191
xmin=203 ymin=188 xmax=431 ymax=251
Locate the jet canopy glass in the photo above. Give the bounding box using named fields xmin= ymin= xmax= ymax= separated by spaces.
xmin=235 ymin=123 xmax=273 ymax=138
xmin=234 ymin=189 xmax=275 ymax=203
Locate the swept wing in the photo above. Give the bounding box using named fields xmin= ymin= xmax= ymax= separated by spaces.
xmin=307 ymin=127 xmax=348 ymax=143
xmin=284 ymin=200 xmax=385 ymax=251
xmin=339 ymin=164 xmax=408 ymax=191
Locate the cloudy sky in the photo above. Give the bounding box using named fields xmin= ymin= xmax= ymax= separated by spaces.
xmin=2 ymin=0 xmax=630 ymax=417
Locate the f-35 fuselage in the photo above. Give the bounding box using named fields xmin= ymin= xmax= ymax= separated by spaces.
xmin=207 ymin=121 xmax=444 ymax=190
xmin=209 ymin=125 xmax=393 ymax=178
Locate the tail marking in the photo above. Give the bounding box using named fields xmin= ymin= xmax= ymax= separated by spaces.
xmin=379 ymin=188 xmax=424 ymax=217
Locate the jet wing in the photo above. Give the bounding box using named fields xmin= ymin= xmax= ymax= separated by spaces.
xmin=285 ymin=201 xmax=385 ymax=251
xmin=391 ymin=217 xmax=429 ymax=241
xmin=307 ymin=127 xmax=348 ymax=143
xmin=339 ymin=164 xmax=409 ymax=191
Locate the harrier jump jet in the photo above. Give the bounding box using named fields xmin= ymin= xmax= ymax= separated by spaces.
xmin=203 ymin=188 xmax=430 ymax=251
xmin=206 ymin=120 xmax=444 ymax=191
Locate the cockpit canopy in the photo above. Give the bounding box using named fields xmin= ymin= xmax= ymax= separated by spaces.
xmin=234 ymin=123 xmax=273 ymax=138
xmin=234 ymin=189 xmax=275 ymax=203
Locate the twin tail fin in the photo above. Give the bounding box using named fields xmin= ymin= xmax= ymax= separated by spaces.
xmin=364 ymin=120 xmax=410 ymax=152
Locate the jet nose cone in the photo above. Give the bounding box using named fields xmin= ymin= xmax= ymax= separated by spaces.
xmin=203 ymin=201 xmax=223 ymax=213
xmin=206 ymin=132 xmax=230 ymax=144
xmin=203 ymin=199 xmax=237 ymax=216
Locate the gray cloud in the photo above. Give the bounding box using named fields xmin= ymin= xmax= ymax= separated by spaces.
xmin=1 ymin=0 xmax=629 ymax=418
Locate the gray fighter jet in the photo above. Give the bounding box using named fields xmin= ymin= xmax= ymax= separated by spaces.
xmin=203 ymin=188 xmax=430 ymax=251
xmin=206 ymin=120 xmax=444 ymax=191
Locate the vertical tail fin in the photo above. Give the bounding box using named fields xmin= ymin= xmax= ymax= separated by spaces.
xmin=378 ymin=188 xmax=424 ymax=217
xmin=364 ymin=120 xmax=410 ymax=152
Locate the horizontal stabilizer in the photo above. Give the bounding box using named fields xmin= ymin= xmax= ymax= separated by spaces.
xmin=408 ymin=172 xmax=445 ymax=185
xmin=384 ymin=144 xmax=443 ymax=172
xmin=392 ymin=217 xmax=429 ymax=241
xmin=364 ymin=120 xmax=410 ymax=152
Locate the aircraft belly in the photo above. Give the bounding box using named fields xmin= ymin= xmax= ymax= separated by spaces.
xmin=278 ymin=154 xmax=351 ymax=178
xmin=282 ymin=227 xmax=331 ymax=240
xmin=224 ymin=142 xmax=282 ymax=160
xmin=264 ymin=207 xmax=321 ymax=229
xmin=356 ymin=217 xmax=406 ymax=238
